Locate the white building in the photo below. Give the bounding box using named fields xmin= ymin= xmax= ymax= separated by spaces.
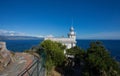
xmin=44 ymin=27 xmax=77 ymax=51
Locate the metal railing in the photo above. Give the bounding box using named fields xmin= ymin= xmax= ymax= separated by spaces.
xmin=17 ymin=52 xmax=45 ymax=76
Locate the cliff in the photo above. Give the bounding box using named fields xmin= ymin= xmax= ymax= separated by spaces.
xmin=0 ymin=42 xmax=14 ymax=71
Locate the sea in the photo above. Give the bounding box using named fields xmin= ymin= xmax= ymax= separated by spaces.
xmin=2 ymin=39 xmax=120 ymax=61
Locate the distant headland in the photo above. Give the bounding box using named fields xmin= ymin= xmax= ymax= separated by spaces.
xmin=0 ymin=35 xmax=43 ymax=40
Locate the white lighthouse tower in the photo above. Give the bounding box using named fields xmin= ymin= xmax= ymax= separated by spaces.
xmin=68 ymin=26 xmax=76 ymax=39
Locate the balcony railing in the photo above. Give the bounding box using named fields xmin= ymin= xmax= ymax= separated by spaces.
xmin=17 ymin=52 xmax=45 ymax=76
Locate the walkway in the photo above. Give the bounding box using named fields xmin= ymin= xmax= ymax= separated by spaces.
xmin=0 ymin=53 xmax=34 ymax=76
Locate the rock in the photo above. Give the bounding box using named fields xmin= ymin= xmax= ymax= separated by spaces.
xmin=0 ymin=42 xmax=13 ymax=71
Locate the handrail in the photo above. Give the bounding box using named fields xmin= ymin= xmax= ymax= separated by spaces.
xmin=17 ymin=60 xmax=38 ymax=76
xmin=17 ymin=56 xmax=42 ymax=76
xmin=17 ymin=51 xmax=46 ymax=76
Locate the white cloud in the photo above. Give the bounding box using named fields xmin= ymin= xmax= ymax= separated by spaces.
xmin=0 ymin=29 xmax=54 ymax=38
xmin=35 ymin=34 xmax=53 ymax=38
xmin=30 ymin=34 xmax=54 ymax=38
xmin=9 ymin=31 xmax=15 ymax=33
xmin=36 ymin=35 xmax=44 ymax=38
xmin=0 ymin=30 xmax=8 ymax=33
xmin=0 ymin=29 xmax=26 ymax=36
xmin=46 ymin=34 xmax=54 ymax=38
xmin=10 ymin=33 xmax=14 ymax=36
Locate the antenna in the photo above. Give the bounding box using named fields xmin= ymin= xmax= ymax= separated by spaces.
xmin=72 ymin=18 xmax=73 ymax=26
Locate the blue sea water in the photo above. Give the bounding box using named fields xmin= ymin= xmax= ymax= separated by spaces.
xmin=3 ymin=39 xmax=120 ymax=58
xmin=77 ymin=40 xmax=120 ymax=57
xmin=4 ymin=40 xmax=43 ymax=52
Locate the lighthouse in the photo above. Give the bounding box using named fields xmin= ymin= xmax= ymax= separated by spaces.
xmin=68 ymin=26 xmax=76 ymax=39
xmin=44 ymin=26 xmax=76 ymax=49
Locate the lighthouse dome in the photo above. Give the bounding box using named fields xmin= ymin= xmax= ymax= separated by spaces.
xmin=70 ymin=27 xmax=74 ymax=31
xmin=68 ymin=27 xmax=76 ymax=39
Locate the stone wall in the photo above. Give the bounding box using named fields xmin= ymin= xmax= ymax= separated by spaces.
xmin=0 ymin=42 xmax=7 ymax=51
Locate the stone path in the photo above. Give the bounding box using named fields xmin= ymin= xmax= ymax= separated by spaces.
xmin=0 ymin=53 xmax=34 ymax=76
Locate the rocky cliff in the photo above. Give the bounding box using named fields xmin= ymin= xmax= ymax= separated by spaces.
xmin=0 ymin=42 xmax=14 ymax=71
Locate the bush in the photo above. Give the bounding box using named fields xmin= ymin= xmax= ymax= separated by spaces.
xmin=40 ymin=40 xmax=66 ymax=71
xmin=82 ymin=41 xmax=120 ymax=76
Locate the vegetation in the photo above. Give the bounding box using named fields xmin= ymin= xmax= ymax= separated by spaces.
xmin=66 ymin=46 xmax=85 ymax=62
xmin=66 ymin=46 xmax=84 ymax=55
xmin=10 ymin=51 xmax=15 ymax=56
xmin=26 ymin=40 xmax=120 ymax=76
xmin=66 ymin=41 xmax=120 ymax=76
xmin=40 ymin=40 xmax=66 ymax=75
xmin=82 ymin=41 xmax=120 ymax=76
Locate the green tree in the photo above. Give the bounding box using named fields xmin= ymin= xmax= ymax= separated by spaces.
xmin=83 ymin=41 xmax=120 ymax=76
xmin=66 ymin=46 xmax=85 ymax=65
xmin=40 ymin=40 xmax=66 ymax=70
xmin=66 ymin=46 xmax=84 ymax=55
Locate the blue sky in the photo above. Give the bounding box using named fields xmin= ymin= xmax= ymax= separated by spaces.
xmin=0 ymin=0 xmax=120 ymax=39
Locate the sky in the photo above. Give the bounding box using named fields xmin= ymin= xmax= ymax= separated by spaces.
xmin=0 ymin=0 xmax=120 ymax=39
